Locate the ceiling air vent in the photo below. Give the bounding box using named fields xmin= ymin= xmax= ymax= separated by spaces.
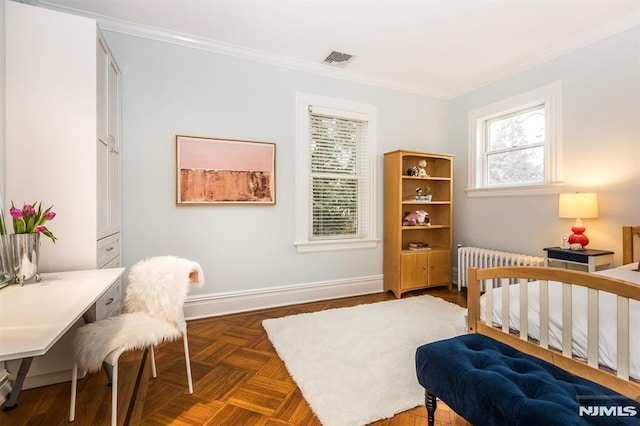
xmin=323 ymin=50 xmax=355 ymax=67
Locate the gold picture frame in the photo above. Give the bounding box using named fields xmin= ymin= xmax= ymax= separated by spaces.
xmin=176 ymin=135 xmax=276 ymax=205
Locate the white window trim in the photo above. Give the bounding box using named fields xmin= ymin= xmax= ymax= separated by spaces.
xmin=466 ymin=81 xmax=564 ymax=197
xmin=295 ymin=92 xmax=378 ymax=252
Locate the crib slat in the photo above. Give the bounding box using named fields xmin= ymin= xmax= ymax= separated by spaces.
xmin=501 ymin=278 xmax=510 ymax=332
xmin=617 ymin=296 xmax=630 ymax=379
xmin=457 ymin=250 xmax=464 ymax=291
xmin=486 ymin=278 xmax=493 ymax=327
xmin=587 ymin=288 xmax=599 ymax=368
xmin=539 ymin=280 xmax=549 ymax=348
xmin=562 ymin=283 xmax=572 ymax=357
xmin=519 ymin=278 xmax=528 ymax=340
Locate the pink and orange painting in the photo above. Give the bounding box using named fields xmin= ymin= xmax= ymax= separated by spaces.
xmin=176 ymin=135 xmax=276 ymax=204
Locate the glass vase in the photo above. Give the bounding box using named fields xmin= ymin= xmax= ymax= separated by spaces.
xmin=0 ymin=234 xmax=13 ymax=289
xmin=10 ymin=233 xmax=41 ymax=285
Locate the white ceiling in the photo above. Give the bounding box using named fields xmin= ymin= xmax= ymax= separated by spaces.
xmin=30 ymin=0 xmax=640 ymax=99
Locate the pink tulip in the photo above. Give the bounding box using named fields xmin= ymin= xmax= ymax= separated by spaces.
xmin=46 ymin=211 xmax=56 ymax=220
xmin=9 ymin=208 xmax=23 ymax=219
xmin=24 ymin=204 xmax=36 ymax=216
xmin=35 ymin=225 xmax=46 ymax=233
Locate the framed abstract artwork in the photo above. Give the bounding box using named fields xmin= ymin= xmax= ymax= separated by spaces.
xmin=176 ymin=135 xmax=276 ymax=205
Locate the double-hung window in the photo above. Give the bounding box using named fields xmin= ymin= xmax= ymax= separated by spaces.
xmin=295 ymin=93 xmax=378 ymax=252
xmin=467 ymin=82 xmax=563 ymax=196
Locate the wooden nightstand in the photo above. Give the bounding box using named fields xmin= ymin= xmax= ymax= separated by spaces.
xmin=543 ymin=247 xmax=614 ymax=272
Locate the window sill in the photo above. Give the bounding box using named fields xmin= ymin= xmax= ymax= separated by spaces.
xmin=465 ymin=182 xmax=564 ymax=198
xmin=295 ymin=238 xmax=380 ymax=253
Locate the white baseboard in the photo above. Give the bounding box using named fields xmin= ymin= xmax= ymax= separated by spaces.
xmin=184 ymin=275 xmax=384 ymax=320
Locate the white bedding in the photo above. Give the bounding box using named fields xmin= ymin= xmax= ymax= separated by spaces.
xmin=478 ymin=263 xmax=640 ymax=380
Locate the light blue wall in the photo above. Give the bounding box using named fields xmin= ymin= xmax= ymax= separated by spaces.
xmin=449 ymin=27 xmax=640 ymax=265
xmin=3 ymin=13 xmax=638 ymax=300
xmin=103 ymin=32 xmax=449 ymax=296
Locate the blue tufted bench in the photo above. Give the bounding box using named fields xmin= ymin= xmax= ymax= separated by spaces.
xmin=415 ymin=333 xmax=640 ymax=426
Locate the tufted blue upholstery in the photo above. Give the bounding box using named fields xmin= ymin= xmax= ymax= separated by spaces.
xmin=415 ymin=334 xmax=640 ymax=425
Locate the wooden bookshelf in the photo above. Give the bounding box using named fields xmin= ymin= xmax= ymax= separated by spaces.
xmin=384 ymin=150 xmax=453 ymax=297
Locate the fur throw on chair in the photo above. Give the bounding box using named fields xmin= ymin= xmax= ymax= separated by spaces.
xmin=125 ymin=256 xmax=204 ymax=332
xmin=72 ymin=256 xmax=204 ymax=372
xmin=72 ymin=312 xmax=182 ymax=372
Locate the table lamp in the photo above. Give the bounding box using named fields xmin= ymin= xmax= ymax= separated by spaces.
xmin=558 ymin=192 xmax=598 ymax=249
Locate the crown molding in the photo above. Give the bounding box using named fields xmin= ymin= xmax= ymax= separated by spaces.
xmin=34 ymin=1 xmax=640 ymax=100
xmin=36 ymin=0 xmax=449 ymax=99
xmin=101 ymin=19 xmax=451 ymax=99
xmin=448 ymin=10 xmax=640 ymax=99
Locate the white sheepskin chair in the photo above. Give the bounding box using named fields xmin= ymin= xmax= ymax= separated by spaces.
xmin=69 ymin=256 xmax=204 ymax=425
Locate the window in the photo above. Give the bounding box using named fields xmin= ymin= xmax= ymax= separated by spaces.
xmin=295 ymin=93 xmax=378 ymax=252
xmin=467 ymin=82 xmax=563 ymax=196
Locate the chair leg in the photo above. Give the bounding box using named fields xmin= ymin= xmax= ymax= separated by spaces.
xmin=150 ymin=346 xmax=157 ymax=378
xmin=103 ymin=361 xmax=114 ymax=385
xmin=101 ymin=346 xmax=126 ymax=426
xmin=69 ymin=361 xmax=78 ymax=422
xmin=111 ymin=360 xmax=118 ymax=426
xmin=182 ymin=331 xmax=193 ymax=394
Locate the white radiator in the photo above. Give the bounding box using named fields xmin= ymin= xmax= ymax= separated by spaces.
xmin=457 ymin=247 xmax=544 ymax=291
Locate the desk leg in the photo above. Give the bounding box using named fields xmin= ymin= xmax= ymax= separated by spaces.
xmin=82 ymin=311 xmax=95 ymax=324
xmin=2 ymin=357 xmax=33 ymax=411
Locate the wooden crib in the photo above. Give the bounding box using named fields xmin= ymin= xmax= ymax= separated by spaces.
xmin=416 ymin=225 xmax=640 ymax=425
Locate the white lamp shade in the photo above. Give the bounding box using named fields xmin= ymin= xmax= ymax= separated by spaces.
xmin=558 ymin=193 xmax=598 ymax=219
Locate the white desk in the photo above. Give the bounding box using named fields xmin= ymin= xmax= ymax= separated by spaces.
xmin=0 ymin=268 xmax=125 ymax=409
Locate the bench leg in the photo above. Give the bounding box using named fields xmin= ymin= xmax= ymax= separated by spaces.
xmin=425 ymin=391 xmax=437 ymax=426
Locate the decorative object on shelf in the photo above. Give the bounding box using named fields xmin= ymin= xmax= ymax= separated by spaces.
xmin=416 ymin=159 xmax=429 ymax=177
xmin=403 ymin=210 xmax=430 ymax=226
xmin=558 ymin=192 xmax=598 ymax=249
xmin=8 ymin=201 xmax=58 ymax=285
xmin=414 ymin=185 xmax=432 ymax=201
xmin=408 ymin=242 xmax=431 ymax=251
xmin=176 ymin=135 xmax=276 ymax=205
xmin=407 ymin=160 xmax=430 ymax=177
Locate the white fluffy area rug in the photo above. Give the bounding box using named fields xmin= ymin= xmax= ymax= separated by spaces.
xmin=262 ymin=295 xmax=466 ymax=426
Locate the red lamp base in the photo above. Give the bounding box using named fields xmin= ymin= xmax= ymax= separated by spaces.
xmin=568 ymin=222 xmax=589 ymax=248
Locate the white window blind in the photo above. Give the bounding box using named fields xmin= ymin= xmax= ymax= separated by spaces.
xmin=295 ymin=92 xmax=378 ymax=252
xmin=309 ymin=109 xmax=368 ymax=240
